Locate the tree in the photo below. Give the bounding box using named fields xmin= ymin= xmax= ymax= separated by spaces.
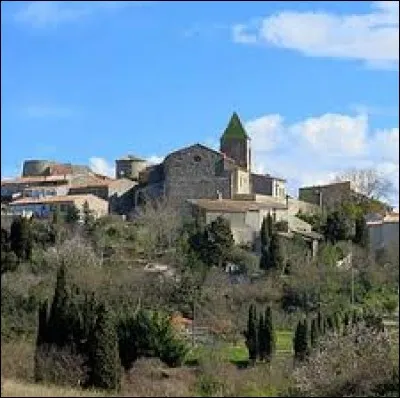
xmin=202 ymin=216 xmax=234 ymax=267
xmin=334 ymin=167 xmax=395 ymax=202
xmin=52 ymin=206 xmax=61 ymax=225
xmin=259 ymin=213 xmax=283 ymax=271
xmin=293 ymin=319 xmax=309 ymax=362
xmin=1 ymin=228 xmax=19 ymax=274
xmin=317 ymin=311 xmax=325 ymax=336
xmin=46 ymin=264 xmax=70 ymax=347
xmin=89 ymin=303 xmax=121 ymax=391
xmin=264 ymin=306 xmax=275 ymax=362
xmin=322 ymin=210 xmax=352 ymax=244
xmin=257 ymin=313 xmax=266 ymax=361
xmin=269 ymin=233 xmax=284 ymax=271
xmin=353 ymin=214 xmax=369 ymax=248
xmin=310 ymin=317 xmax=319 ymax=348
xmin=10 ymin=216 xmax=32 ymax=260
xmin=244 ymin=304 xmax=258 ymax=364
xmin=34 ymin=300 xmax=49 ymax=382
xmin=65 ymin=204 xmax=80 ymax=224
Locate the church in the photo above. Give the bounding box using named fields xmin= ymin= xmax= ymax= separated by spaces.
xmin=115 ymin=113 xmax=319 ymax=246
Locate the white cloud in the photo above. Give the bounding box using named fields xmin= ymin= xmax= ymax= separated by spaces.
xmin=89 ymin=157 xmax=115 ymax=178
xmin=146 ymin=155 xmax=164 ymax=165
xmin=245 ymin=114 xmax=284 ymax=152
xmin=14 ymin=1 xmax=150 ymax=28
xmin=232 ymin=1 xmax=399 ymax=69
xmin=289 ymin=113 xmax=368 ymax=156
xmin=244 ymin=111 xmax=398 ymax=204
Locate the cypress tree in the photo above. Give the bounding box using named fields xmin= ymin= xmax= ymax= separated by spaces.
xmin=244 ymin=304 xmax=258 ymax=364
xmin=34 ymin=299 xmax=49 ymax=382
xmin=317 ymin=311 xmax=324 ymax=336
xmin=293 ymin=319 xmax=309 ymax=362
xmin=265 ymin=306 xmax=275 ymax=362
xmin=259 ymin=214 xmax=272 ymax=270
xmin=47 ymin=264 xmax=70 ymax=347
xmin=89 ymin=303 xmax=121 ymax=391
xmin=310 ymin=317 xmax=319 ymax=348
xmin=65 ymin=204 xmax=80 ymax=224
xmin=258 ymin=313 xmax=266 ymax=361
xmin=269 ymin=233 xmax=283 ymax=271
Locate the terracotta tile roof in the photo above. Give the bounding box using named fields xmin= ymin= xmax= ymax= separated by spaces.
xmin=188 ymin=198 xmax=287 ymax=212
xmin=69 ymin=174 xmax=115 ymax=188
xmin=1 ymin=176 xmax=70 ymax=185
xmin=9 ymin=194 xmax=105 ymax=206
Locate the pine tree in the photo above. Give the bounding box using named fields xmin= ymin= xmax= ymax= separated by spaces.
xmin=244 ymin=304 xmax=258 ymax=364
xmin=89 ymin=303 xmax=121 ymax=391
xmin=258 ymin=313 xmax=266 ymax=361
xmin=310 ymin=317 xmax=319 ymax=348
xmin=265 ymin=306 xmax=275 ymax=362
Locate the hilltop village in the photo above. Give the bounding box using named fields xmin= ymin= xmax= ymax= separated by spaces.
xmin=1 ymin=112 xmax=398 ymax=253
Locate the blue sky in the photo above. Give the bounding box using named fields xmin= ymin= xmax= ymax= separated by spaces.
xmin=1 ymin=1 xmax=399 ymax=205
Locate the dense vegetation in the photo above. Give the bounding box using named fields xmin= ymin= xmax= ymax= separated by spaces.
xmin=1 ymin=196 xmax=398 ymax=396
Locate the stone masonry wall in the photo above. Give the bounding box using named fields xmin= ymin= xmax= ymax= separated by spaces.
xmin=163 ymin=144 xmax=233 ymax=207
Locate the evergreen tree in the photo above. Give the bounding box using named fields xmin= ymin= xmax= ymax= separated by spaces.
xmin=47 ymin=264 xmax=70 ymax=347
xmin=343 ymin=311 xmax=350 ymax=334
xmin=34 ymin=300 xmax=49 ymax=382
xmin=244 ymin=304 xmax=258 ymax=364
xmin=259 ymin=214 xmax=273 ymax=270
xmin=89 ymin=303 xmax=121 ymax=391
xmin=10 ymin=216 xmax=32 ymax=260
xmin=258 ymin=313 xmax=266 ymax=361
xmin=264 ymin=306 xmax=275 ymax=362
xmin=322 ymin=210 xmax=352 ymax=244
xmin=317 ymin=311 xmax=324 ymax=336
xmin=65 ymin=204 xmax=80 ymax=224
xmin=269 ymin=233 xmax=284 ymax=271
xmin=202 ymin=216 xmax=234 ymax=267
xmin=310 ymin=317 xmax=319 ymax=348
xmin=293 ymin=319 xmax=309 ymax=362
xmin=353 ymin=214 xmax=369 ymax=248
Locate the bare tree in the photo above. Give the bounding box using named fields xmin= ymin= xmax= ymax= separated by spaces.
xmin=292 ymin=323 xmax=397 ymax=397
xmin=130 ymin=196 xmax=183 ymax=260
xmin=334 ymin=167 xmax=395 ymax=202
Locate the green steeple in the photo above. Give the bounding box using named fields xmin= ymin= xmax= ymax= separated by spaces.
xmin=221 ymin=112 xmax=249 ymax=140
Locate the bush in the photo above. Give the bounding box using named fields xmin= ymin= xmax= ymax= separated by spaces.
xmin=34 ymin=344 xmax=88 ymax=387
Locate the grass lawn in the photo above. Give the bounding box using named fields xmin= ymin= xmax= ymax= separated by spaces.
xmin=185 ymin=330 xmax=293 ymax=366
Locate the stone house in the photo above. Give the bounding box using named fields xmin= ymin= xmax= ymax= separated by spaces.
xmin=8 ymin=194 xmax=109 ymax=220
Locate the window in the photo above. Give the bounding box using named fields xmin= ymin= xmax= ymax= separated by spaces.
xmin=60 ymin=204 xmax=67 ymax=212
xmin=194 ymin=155 xmax=201 ymax=162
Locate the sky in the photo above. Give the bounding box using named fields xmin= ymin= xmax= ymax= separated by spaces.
xmin=1 ymin=1 xmax=399 ymax=206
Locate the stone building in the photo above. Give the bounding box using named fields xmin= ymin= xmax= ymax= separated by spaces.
xmin=124 ymin=112 xmax=288 ymax=212
xmin=8 ymin=194 xmax=109 ymax=220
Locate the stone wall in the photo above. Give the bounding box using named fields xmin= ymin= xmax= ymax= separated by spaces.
xmin=163 ymin=144 xmax=233 ymax=207
xmin=299 ymin=181 xmax=352 ymax=209
xmin=251 ymin=174 xmax=273 ymax=196
xmin=220 ymin=138 xmax=250 ymax=171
